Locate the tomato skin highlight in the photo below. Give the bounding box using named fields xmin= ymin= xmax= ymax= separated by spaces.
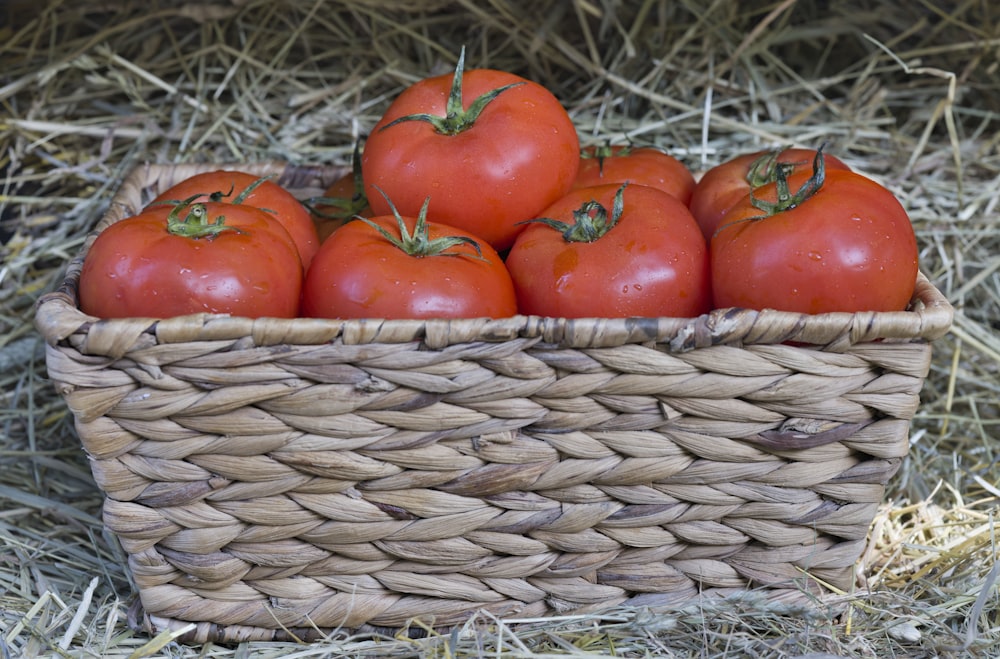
xmin=506 ymin=184 xmax=711 ymax=318
xmin=301 ymin=215 xmax=518 ymax=320
xmin=710 ymin=169 xmax=919 ymax=314
xmin=361 ymin=66 xmax=579 ymax=252
xmin=574 ymin=145 xmax=696 ymax=205
xmin=149 ymin=170 xmax=320 ymax=270
xmin=690 ymin=148 xmax=852 ymax=241
xmin=78 ymin=202 xmax=303 ymax=319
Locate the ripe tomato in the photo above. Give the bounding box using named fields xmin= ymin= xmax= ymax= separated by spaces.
xmin=711 ymin=160 xmax=918 ymax=314
xmin=361 ymin=49 xmax=579 ymax=251
xmin=689 ymin=147 xmax=851 ymax=240
xmin=506 ymin=183 xmax=711 ymax=318
xmin=79 ymin=201 xmax=303 ymax=319
xmin=301 ymin=200 xmax=517 ymax=320
xmin=573 ymin=144 xmax=696 ymax=205
xmin=149 ymin=170 xmax=320 ymax=269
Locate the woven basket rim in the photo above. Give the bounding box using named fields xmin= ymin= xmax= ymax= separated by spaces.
xmin=33 ymin=161 xmax=955 ymax=355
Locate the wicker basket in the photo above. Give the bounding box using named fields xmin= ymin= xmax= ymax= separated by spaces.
xmin=35 ymin=161 xmax=954 ymax=643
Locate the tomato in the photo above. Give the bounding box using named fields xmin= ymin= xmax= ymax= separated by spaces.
xmin=361 ymin=49 xmax=579 ymax=251
xmin=573 ymin=144 xmax=695 ymax=205
xmin=505 ymin=183 xmax=711 ymax=318
xmin=149 ymin=169 xmax=320 ymax=269
xmin=710 ymin=159 xmax=918 ymax=314
xmin=301 ymin=198 xmax=517 ymax=320
xmin=79 ymin=201 xmax=303 ymax=319
xmin=689 ymin=147 xmax=851 ymax=241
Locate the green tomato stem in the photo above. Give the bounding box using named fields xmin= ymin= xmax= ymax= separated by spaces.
xmin=581 ymin=140 xmax=634 ymax=178
xmin=363 ymin=187 xmax=484 ymax=259
xmin=152 ymin=174 xmax=279 ymax=214
xmin=303 ymin=140 xmax=369 ymax=220
xmin=165 ymin=196 xmax=245 ymax=239
xmin=378 ymin=46 xmax=524 ymax=137
xmin=523 ymin=183 xmax=627 ymax=243
xmin=749 ymin=145 xmax=827 ymax=216
xmin=745 ymin=148 xmax=797 ymax=188
xmin=228 ymin=174 xmax=272 ymax=205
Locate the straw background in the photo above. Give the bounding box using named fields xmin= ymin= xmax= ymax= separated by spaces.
xmin=2 ymin=1 xmax=998 ymax=657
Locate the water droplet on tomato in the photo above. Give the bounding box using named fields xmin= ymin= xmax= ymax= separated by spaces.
xmin=620 ymin=283 xmax=644 ymax=295
xmin=807 ymin=251 xmax=823 ymax=261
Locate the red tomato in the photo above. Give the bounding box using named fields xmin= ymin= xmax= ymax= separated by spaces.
xmin=149 ymin=170 xmax=320 ymax=269
xmin=301 ymin=203 xmax=517 ymax=320
xmin=506 ymin=183 xmax=711 ymax=318
xmin=79 ymin=201 xmax=303 ymax=319
xmin=689 ymin=147 xmax=851 ymax=241
xmin=711 ymin=165 xmax=918 ymax=314
xmin=361 ymin=50 xmax=579 ymax=251
xmin=574 ymin=144 xmax=696 ymax=205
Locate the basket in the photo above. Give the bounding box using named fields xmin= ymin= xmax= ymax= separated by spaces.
xmin=35 ymin=161 xmax=954 ymax=644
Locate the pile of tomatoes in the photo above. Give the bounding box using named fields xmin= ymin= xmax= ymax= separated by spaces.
xmin=79 ymin=51 xmax=919 ymax=321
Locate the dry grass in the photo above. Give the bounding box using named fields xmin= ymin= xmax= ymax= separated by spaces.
xmin=2 ymin=0 xmax=998 ymax=656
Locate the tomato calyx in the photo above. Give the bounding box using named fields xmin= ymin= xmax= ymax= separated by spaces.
xmin=379 ymin=46 xmax=525 ymax=137
xmin=305 ymin=140 xmax=369 ymax=219
xmin=581 ymin=141 xmax=633 ymax=177
xmin=745 ymin=148 xmax=797 ymax=188
xmin=364 ymin=188 xmax=484 ymax=259
xmin=164 ymin=196 xmax=246 ymax=239
xmin=750 ymin=146 xmax=826 ymax=217
xmin=526 ymin=183 xmax=627 ymax=243
xmin=222 ymin=174 xmax=274 ymax=207
xmin=154 ymin=175 xmax=277 ymax=211
xmin=713 ymin=145 xmax=833 ymax=239
xmin=194 ymin=176 xmax=266 ymax=205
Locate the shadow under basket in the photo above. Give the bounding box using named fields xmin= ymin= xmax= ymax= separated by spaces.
xmin=35 ymin=161 xmax=955 ymax=644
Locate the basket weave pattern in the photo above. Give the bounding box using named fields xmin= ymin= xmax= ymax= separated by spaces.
xmin=35 ymin=162 xmax=954 ymax=643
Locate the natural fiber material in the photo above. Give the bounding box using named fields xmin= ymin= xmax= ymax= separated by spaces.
xmin=35 ymin=162 xmax=954 ymax=644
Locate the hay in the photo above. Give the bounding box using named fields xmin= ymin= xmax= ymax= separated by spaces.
xmin=2 ymin=0 xmax=998 ymax=656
